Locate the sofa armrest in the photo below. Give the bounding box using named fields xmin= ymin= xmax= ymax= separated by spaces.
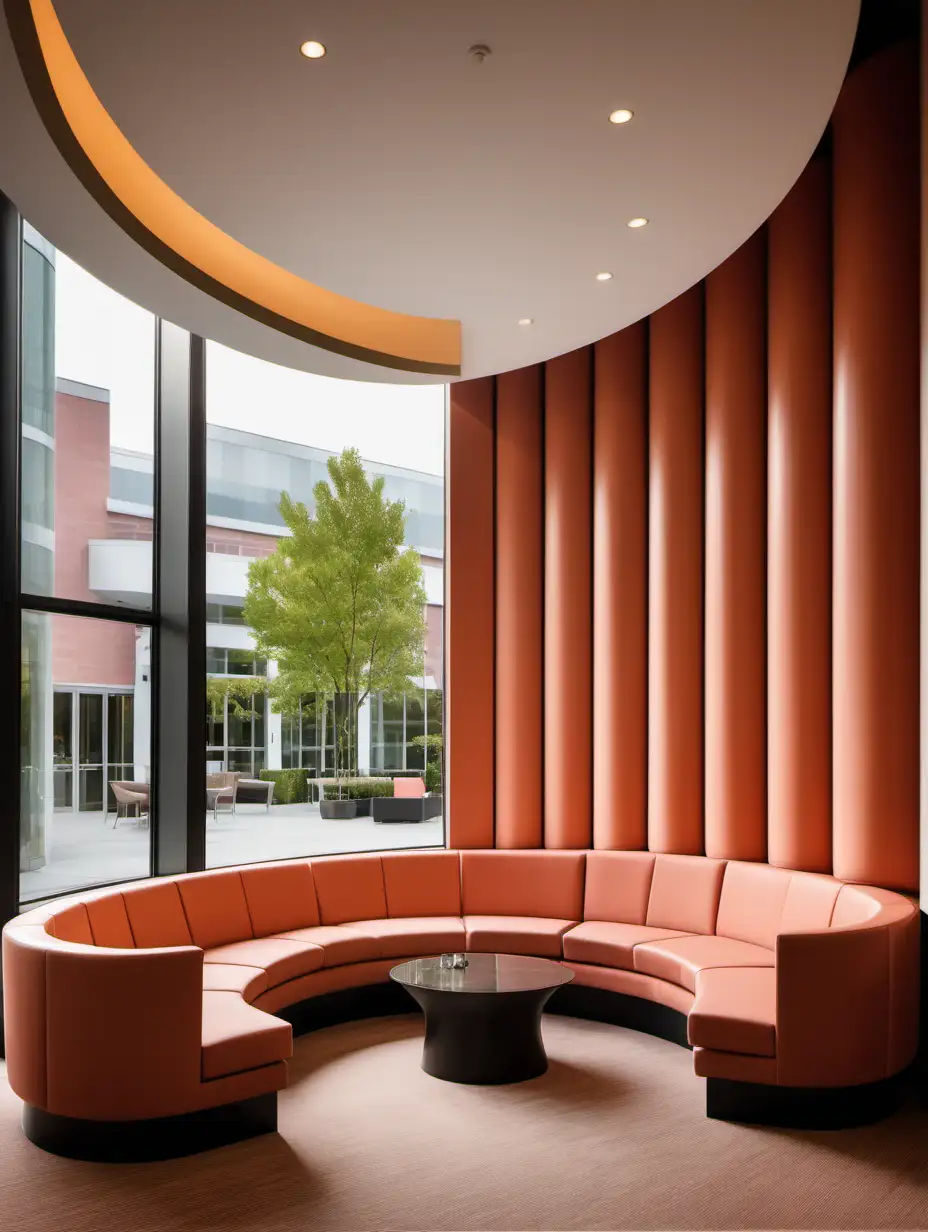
xmin=775 ymin=901 xmax=919 ymax=1088
xmin=43 ymin=939 xmax=205 ymax=1120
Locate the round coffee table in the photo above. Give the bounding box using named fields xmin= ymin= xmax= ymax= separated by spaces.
xmin=390 ymin=953 xmax=574 ymax=1084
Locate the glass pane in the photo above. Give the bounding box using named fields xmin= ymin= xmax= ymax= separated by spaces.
xmin=227 ymin=648 xmax=255 ymax=675
xmin=54 ymin=770 xmax=72 ymax=810
xmin=226 ymin=705 xmax=251 ymax=748
xmin=206 ymin=647 xmax=226 ymax=673
xmin=107 ymin=694 xmax=133 ymax=764
xmin=79 ymin=768 xmax=104 ymax=812
xmin=227 ymin=749 xmax=254 ymax=774
xmin=205 ymin=341 xmax=444 ymax=868
xmin=53 ymin=691 xmax=72 ymax=765
xmin=21 ymin=228 xmax=156 ymax=609
xmin=20 ymin=612 xmax=152 ymax=904
xmin=79 ymin=694 xmax=103 ymax=767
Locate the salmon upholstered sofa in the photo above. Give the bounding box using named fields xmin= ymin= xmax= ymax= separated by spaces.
xmin=2 ymin=849 xmax=919 ymax=1159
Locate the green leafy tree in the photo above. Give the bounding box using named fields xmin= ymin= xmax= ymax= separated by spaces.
xmin=243 ymin=448 xmax=427 ymax=789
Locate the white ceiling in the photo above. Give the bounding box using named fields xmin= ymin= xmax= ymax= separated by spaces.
xmin=0 ymin=0 xmax=859 ymax=383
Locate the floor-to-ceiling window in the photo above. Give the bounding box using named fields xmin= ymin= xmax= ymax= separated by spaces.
xmin=18 ymin=228 xmax=155 ymax=902
xmin=203 ymin=340 xmax=445 ymax=868
xmin=8 ymin=206 xmax=448 ymax=909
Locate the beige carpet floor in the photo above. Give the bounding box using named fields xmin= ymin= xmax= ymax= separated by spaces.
xmin=0 ymin=1014 xmax=926 ymax=1232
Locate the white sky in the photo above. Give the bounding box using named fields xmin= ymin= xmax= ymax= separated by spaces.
xmin=53 ymin=254 xmax=446 ymax=475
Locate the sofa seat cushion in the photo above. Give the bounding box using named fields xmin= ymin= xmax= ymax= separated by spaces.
xmin=464 ymin=916 xmax=576 ymax=958
xmin=204 ymin=938 xmax=325 ymax=988
xmin=633 ymin=934 xmax=774 ymax=992
xmin=274 ymin=924 xmax=381 ymax=967
xmin=202 ymin=962 xmax=268 ymax=1002
xmin=689 ymin=968 xmax=777 ymax=1058
xmin=345 ymin=917 xmax=465 ymax=959
xmin=562 ymin=921 xmax=692 ymax=970
xmin=201 ymin=991 xmax=292 ymax=1080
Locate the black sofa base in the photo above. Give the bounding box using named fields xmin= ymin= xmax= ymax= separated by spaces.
xmin=22 ymin=1090 xmax=278 ymax=1162
xmin=706 ymin=1073 xmax=901 ymax=1129
xmin=547 ymin=983 xmax=692 ymax=1048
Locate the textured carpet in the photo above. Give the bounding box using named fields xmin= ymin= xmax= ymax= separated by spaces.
xmin=1 ymin=1014 xmax=926 ymax=1232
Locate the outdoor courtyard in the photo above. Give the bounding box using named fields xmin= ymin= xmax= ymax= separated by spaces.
xmin=20 ymin=802 xmax=444 ymax=902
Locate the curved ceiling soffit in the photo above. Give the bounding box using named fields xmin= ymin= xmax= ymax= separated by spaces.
xmin=3 ymin=0 xmax=461 ymax=377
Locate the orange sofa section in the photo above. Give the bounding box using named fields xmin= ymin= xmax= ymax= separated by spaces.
xmin=2 ymin=850 xmax=919 ymax=1129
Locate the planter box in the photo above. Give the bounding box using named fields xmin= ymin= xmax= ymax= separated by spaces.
xmin=319 ymin=799 xmax=359 ymax=820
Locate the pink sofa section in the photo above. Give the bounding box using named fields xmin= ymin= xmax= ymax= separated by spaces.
xmin=2 ymin=850 xmax=918 ymax=1131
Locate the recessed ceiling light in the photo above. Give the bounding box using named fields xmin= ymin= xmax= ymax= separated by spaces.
xmin=627 ymin=217 xmax=649 ymax=229
xmin=609 ymin=109 xmax=634 ymax=125
xmin=518 ymin=318 xmax=534 ymax=326
xmin=596 ymin=272 xmax=613 ymax=282
xmin=300 ymin=40 xmax=327 ymax=59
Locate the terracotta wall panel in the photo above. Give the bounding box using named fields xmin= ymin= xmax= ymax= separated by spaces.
xmin=832 ymin=44 xmax=920 ymax=891
xmin=648 ymin=288 xmax=704 ymax=854
xmin=544 ymin=348 xmax=592 ymax=848
xmin=704 ymin=232 xmax=768 ymax=862
xmin=495 ymin=366 xmax=543 ymax=848
xmin=593 ymin=326 xmax=648 ymax=849
xmin=447 ymin=379 xmax=495 ymax=848
xmin=767 ymin=159 xmax=833 ymax=873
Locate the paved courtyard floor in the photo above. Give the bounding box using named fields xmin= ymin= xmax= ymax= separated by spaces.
xmin=20 ymin=802 xmax=444 ymax=904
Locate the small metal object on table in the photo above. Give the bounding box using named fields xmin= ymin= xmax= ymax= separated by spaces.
xmin=390 ymin=953 xmax=574 ymax=1085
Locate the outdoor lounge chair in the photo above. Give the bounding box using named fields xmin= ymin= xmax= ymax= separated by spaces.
xmin=372 ymin=777 xmax=443 ymax=823
xmin=108 ymin=781 xmax=149 ymax=828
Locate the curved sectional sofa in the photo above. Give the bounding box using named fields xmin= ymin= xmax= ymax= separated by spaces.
xmin=2 ymin=849 xmax=919 ymax=1159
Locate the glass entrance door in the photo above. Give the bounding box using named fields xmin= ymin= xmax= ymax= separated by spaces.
xmin=54 ymin=688 xmax=135 ymax=812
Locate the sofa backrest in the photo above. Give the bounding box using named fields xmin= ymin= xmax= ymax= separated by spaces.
xmin=717 ymin=862 xmax=844 ymax=947
xmin=382 ymin=851 xmax=462 ymax=917
xmin=85 ymin=893 xmax=134 ymax=948
xmin=645 ymin=854 xmax=726 ymax=934
xmin=241 ymin=861 xmax=321 ymax=935
xmin=46 ymin=902 xmax=93 ymax=945
xmin=584 ymin=852 xmax=656 ymax=923
xmin=313 ymin=854 xmax=388 ymax=924
xmin=122 ymin=882 xmax=193 ymax=948
xmin=715 ymin=862 xmax=792 ymax=948
xmin=461 ymin=851 xmax=585 ymax=920
xmin=176 ymin=871 xmax=254 ymax=949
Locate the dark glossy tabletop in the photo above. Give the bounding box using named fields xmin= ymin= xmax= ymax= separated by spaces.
xmin=389 ymin=953 xmax=575 ymax=994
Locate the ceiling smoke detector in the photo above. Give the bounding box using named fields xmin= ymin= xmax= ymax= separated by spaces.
xmin=469 ymin=44 xmax=492 ymax=63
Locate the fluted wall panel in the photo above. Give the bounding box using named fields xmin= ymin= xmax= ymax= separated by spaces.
xmin=767 ymin=158 xmax=833 ymax=873
xmin=592 ymin=326 xmax=648 ymax=850
xmin=832 ymin=44 xmax=920 ymax=891
xmin=544 ymin=348 xmax=593 ymax=848
xmin=446 ymin=378 xmax=495 ymax=849
xmin=704 ymin=232 xmax=768 ymax=862
xmin=495 ymin=366 xmax=544 ymax=848
xmin=648 ymin=288 xmax=705 ymax=855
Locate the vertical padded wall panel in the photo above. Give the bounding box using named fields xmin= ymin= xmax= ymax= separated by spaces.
xmin=447 ymin=379 xmax=495 ymax=848
xmin=544 ymin=348 xmax=593 ymax=848
xmin=832 ymin=45 xmax=920 ymax=891
xmin=767 ymin=158 xmax=833 ymax=873
xmin=593 ymin=325 xmax=648 ymax=849
xmin=495 ymin=366 xmax=544 ymax=848
xmin=648 ymin=288 xmax=705 ymax=854
xmin=704 ymin=232 xmax=768 ymax=862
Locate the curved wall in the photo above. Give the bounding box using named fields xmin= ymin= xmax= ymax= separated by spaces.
xmin=448 ymin=42 xmax=921 ymax=893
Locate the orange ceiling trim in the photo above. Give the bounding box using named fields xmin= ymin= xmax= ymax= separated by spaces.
xmin=5 ymin=0 xmax=461 ymax=376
